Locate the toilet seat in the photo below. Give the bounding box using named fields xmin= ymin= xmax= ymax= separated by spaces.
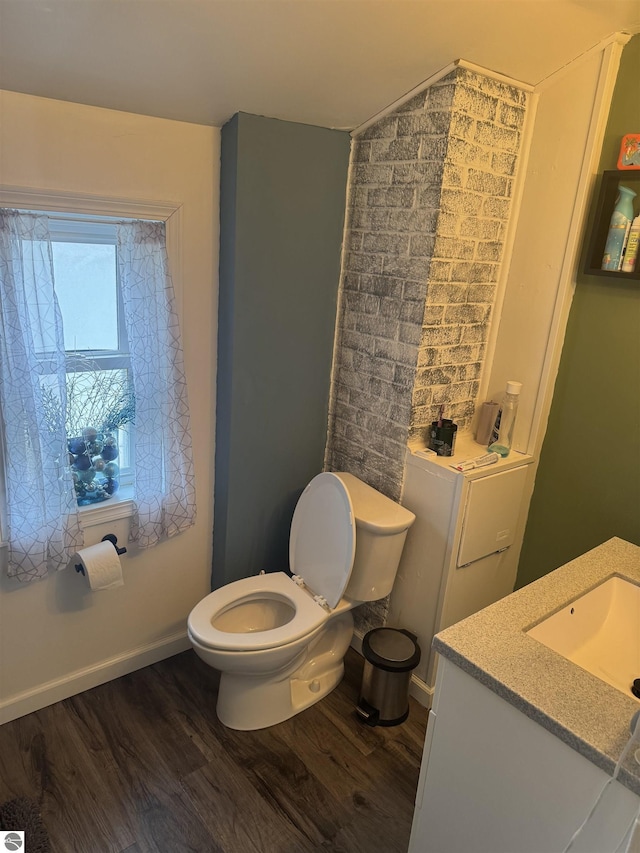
xmin=289 ymin=472 xmax=355 ymax=608
xmin=188 ymin=572 xmax=328 ymax=652
xmin=189 ymin=473 xmax=357 ymax=655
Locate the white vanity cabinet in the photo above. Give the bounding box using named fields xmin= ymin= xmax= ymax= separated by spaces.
xmin=409 ymin=658 xmax=640 ymax=853
xmin=408 ymin=539 xmax=640 ymax=853
xmin=388 ymin=437 xmax=535 ymax=692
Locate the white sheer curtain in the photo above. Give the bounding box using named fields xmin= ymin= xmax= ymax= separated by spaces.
xmin=0 ymin=210 xmax=83 ymax=582
xmin=117 ymin=220 xmax=196 ymax=547
xmin=0 ymin=212 xmax=197 ymax=582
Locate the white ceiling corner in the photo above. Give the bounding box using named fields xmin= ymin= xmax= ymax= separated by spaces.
xmin=0 ymin=0 xmax=638 ymax=130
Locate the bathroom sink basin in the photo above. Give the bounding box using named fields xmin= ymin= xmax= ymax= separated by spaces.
xmin=526 ymin=575 xmax=640 ymax=701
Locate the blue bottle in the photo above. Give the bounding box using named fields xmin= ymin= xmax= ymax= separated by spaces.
xmin=602 ymin=185 xmax=636 ymax=271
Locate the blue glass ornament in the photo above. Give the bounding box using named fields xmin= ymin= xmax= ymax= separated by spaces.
xmin=79 ymin=467 xmax=96 ymax=484
xmin=72 ymin=453 xmax=92 ymax=471
xmin=101 ymin=444 xmax=118 ymax=462
xmin=68 ymin=437 xmax=86 ymax=455
xmin=105 ymin=478 xmax=119 ymax=495
xmin=85 ymin=439 xmax=103 ymax=456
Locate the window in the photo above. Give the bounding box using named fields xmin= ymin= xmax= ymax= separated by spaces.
xmin=47 ymin=218 xmax=134 ymax=498
xmin=1 ymin=205 xmax=196 ymax=582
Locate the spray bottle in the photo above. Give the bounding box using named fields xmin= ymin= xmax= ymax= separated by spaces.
xmin=602 ymin=185 xmax=636 ymax=271
xmin=488 ymin=381 xmax=522 ymax=458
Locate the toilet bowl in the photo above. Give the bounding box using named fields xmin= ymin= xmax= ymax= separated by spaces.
xmin=188 ymin=472 xmax=415 ymax=730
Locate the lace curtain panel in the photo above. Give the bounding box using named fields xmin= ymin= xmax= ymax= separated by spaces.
xmin=0 ymin=210 xmax=83 ymax=582
xmin=116 ymin=220 xmax=196 ymax=547
xmin=0 ymin=211 xmax=197 ymax=582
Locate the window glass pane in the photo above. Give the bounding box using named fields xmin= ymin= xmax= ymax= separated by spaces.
xmin=22 ymin=239 xmax=60 ymax=354
xmin=51 ymin=242 xmax=118 ymax=351
xmin=118 ymin=422 xmax=132 ymax=471
xmin=64 ymin=367 xmax=134 ymax=440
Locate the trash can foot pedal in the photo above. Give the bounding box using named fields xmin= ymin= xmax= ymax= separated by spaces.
xmin=356 ymin=698 xmax=379 ymax=726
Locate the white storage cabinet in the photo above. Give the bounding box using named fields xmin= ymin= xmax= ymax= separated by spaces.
xmin=388 ymin=438 xmax=534 ymax=692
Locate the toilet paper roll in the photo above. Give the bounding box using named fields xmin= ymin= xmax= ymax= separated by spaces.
xmin=75 ymin=541 xmax=124 ymax=591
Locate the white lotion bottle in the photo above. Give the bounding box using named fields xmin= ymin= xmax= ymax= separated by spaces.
xmin=621 ymin=215 xmax=640 ymax=273
xmin=488 ymin=381 xmax=522 ymax=457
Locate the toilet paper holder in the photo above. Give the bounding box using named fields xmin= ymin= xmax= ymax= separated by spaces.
xmin=75 ymin=534 xmax=127 ymax=575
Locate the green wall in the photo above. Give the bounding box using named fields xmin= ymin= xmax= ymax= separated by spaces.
xmin=213 ymin=113 xmax=350 ymax=588
xmin=517 ymin=36 xmax=640 ymax=588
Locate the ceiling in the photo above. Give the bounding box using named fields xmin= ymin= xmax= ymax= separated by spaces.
xmin=0 ymin=0 xmax=638 ymax=130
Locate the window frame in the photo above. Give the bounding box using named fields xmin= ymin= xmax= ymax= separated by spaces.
xmin=0 ymin=187 xmax=182 ymax=540
xmin=49 ymin=217 xmax=128 ymax=355
xmin=47 ymin=216 xmax=135 ymax=485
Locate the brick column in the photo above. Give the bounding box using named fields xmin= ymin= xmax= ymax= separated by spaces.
xmin=325 ymin=66 xmax=528 ymax=633
xmin=327 ymin=67 xmax=527 ymax=498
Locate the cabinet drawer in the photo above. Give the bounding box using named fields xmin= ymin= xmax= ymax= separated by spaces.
xmin=457 ymin=465 xmax=529 ymax=567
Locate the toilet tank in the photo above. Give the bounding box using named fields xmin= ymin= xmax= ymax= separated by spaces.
xmin=334 ymin=473 xmax=415 ymax=603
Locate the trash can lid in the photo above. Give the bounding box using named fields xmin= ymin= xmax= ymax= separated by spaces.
xmin=362 ymin=628 xmax=421 ymax=672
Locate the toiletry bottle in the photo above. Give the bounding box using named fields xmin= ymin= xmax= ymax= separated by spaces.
xmin=621 ymin=214 xmax=640 ymax=273
xmin=601 ymin=185 xmax=636 ymax=271
xmin=488 ymin=381 xmax=522 ymax=458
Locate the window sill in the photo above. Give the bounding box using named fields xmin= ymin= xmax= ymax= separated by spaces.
xmin=0 ymin=489 xmax=135 ymax=551
xmin=77 ymin=485 xmax=135 ymax=529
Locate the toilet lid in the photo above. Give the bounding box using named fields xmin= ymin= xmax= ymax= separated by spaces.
xmin=289 ymin=472 xmax=355 ymax=609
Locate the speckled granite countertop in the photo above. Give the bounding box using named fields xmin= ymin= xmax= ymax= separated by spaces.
xmin=433 ymin=537 xmax=640 ymax=796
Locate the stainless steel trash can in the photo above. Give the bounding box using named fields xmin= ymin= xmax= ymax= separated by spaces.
xmin=356 ymin=627 xmax=421 ymax=726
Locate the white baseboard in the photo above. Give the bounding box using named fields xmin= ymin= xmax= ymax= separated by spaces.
xmin=2 ymin=632 xmax=429 ymax=726
xmin=408 ymin=674 xmax=434 ymax=708
xmin=0 ymin=631 xmax=191 ymax=725
xmin=349 ymin=634 xmax=433 ymax=709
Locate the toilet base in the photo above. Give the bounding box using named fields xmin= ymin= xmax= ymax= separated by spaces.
xmin=217 ymin=660 xmax=345 ymax=730
xmin=216 ymin=610 xmax=353 ymax=730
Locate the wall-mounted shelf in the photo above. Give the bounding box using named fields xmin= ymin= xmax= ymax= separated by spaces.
xmin=583 ymin=170 xmax=640 ymax=280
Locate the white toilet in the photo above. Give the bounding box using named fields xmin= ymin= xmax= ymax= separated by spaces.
xmin=187 ymin=471 xmax=415 ymax=730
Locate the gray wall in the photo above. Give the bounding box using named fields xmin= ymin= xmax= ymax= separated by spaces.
xmin=213 ymin=113 xmax=350 ymax=588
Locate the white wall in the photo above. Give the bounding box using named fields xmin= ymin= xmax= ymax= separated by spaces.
xmin=475 ymin=38 xmax=626 ymax=596
xmin=0 ymin=90 xmax=218 ymax=721
xmin=484 ymin=38 xmax=627 ymax=456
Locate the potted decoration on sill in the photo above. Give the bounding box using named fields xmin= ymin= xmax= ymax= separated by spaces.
xmin=42 ymin=358 xmax=135 ymax=506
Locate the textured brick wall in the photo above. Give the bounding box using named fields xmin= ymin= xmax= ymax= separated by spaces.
xmin=410 ymin=68 xmax=527 ymax=443
xmin=326 ymin=67 xmax=528 ymax=504
xmin=325 ymin=66 xmax=528 ymax=634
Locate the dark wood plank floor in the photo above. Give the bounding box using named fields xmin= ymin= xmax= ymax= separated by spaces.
xmin=0 ymin=648 xmax=428 ymax=853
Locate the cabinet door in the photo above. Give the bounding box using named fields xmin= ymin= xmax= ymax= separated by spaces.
xmin=457 ymin=465 xmax=529 ymax=567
